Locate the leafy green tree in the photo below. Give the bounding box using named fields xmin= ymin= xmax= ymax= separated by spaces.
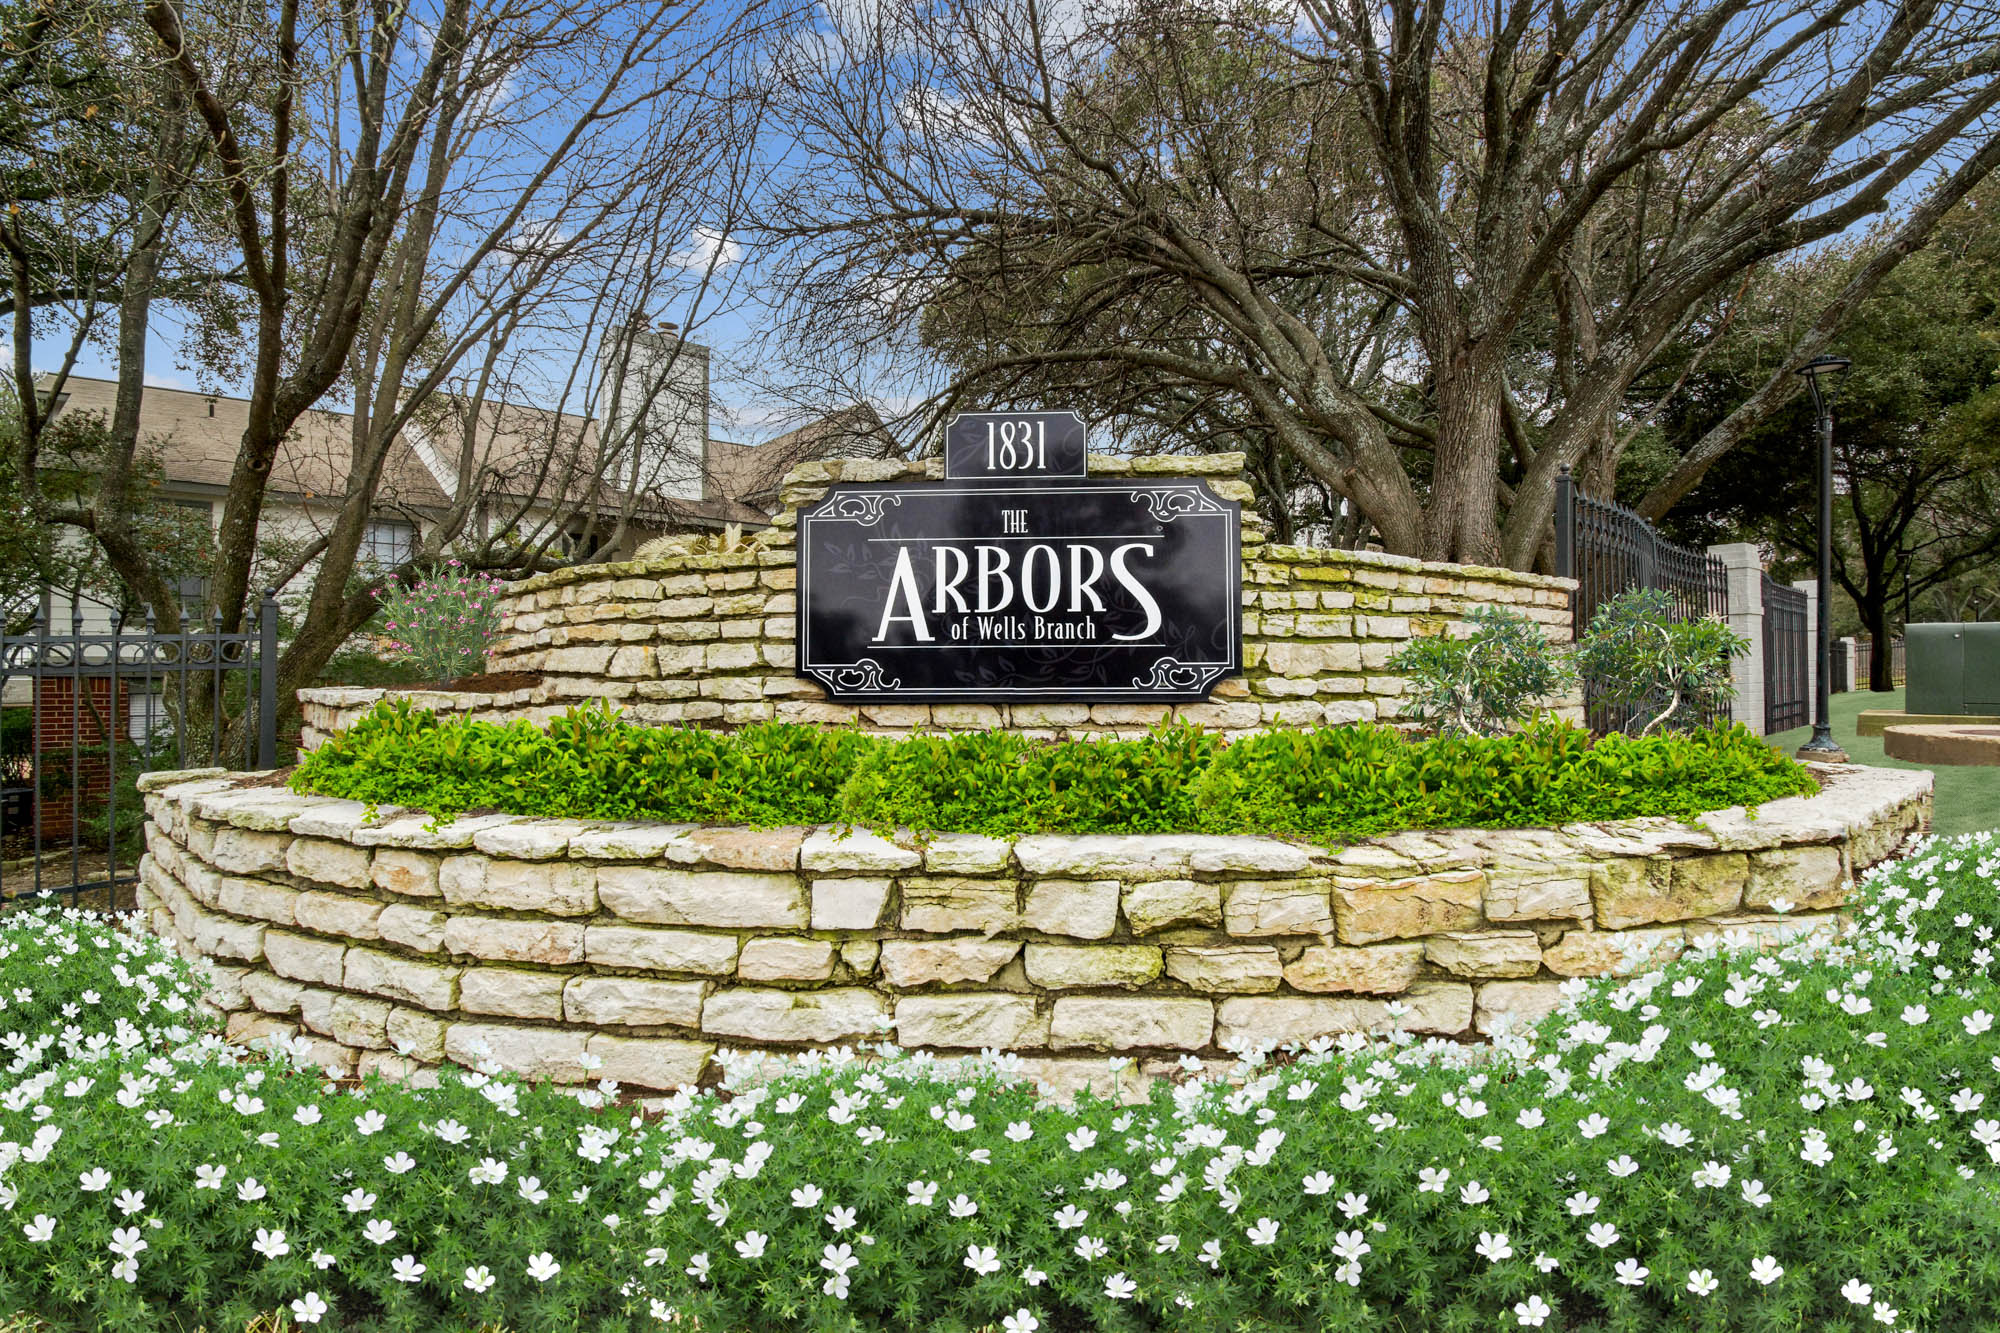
xmin=1635 ymin=181 xmax=2000 ymax=689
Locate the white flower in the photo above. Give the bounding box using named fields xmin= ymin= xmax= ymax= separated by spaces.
xmin=735 ymin=1231 xmax=768 ymax=1260
xmin=948 ymin=1193 xmax=979 ymax=1218
xmin=1477 ymin=1232 xmax=1513 ymax=1263
xmin=463 ymin=1265 xmax=495 ymax=1293
xmin=342 ymin=1189 xmax=376 ymax=1214
xmin=1564 ymin=1192 xmax=1599 ymax=1217
xmin=309 ymin=1251 xmax=335 ymax=1271
xmin=1874 ymin=1301 xmax=1899 ymax=1325
xmin=821 ymin=1243 xmax=858 ymax=1277
xmin=1337 ymin=1192 xmax=1369 ymax=1220
xmin=1023 ymin=1265 xmax=1048 ymax=1286
xmin=825 ymin=1205 xmax=857 ymax=1232
xmin=687 ymin=1252 xmax=711 ymax=1281
xmin=1750 ymin=1255 xmax=1784 ymax=1285
xmin=1302 ymin=1171 xmax=1336 ymax=1195
xmin=383 ymin=1152 xmax=417 ymax=1175
xmin=792 ymin=1184 xmax=824 ymax=1209
xmin=194 ymin=1164 xmax=226 ymax=1190
xmin=1606 ymin=1155 xmax=1639 ymax=1178
xmin=1002 ymin=1312 xmax=1039 ymax=1333
xmin=236 ymin=1177 xmax=267 ymax=1202
xmin=78 ymin=1167 xmax=111 ymax=1192
xmin=354 ymin=1110 xmax=387 ymax=1135
xmin=1687 ymin=1269 xmax=1719 ymax=1296
xmin=391 ymin=1254 xmax=425 ymax=1283
xmin=1199 ymin=1239 xmax=1223 ymax=1269
xmin=1155 ymin=1234 xmax=1181 ymax=1253
xmin=1053 ymin=1204 xmax=1089 ymax=1230
xmin=1691 ymin=1161 xmax=1731 ymax=1189
xmin=1104 ymin=1273 xmax=1137 ymax=1300
xmin=905 ymin=1180 xmax=937 ymax=1207
xmin=1246 ymin=1217 xmax=1280 ymax=1246
xmin=108 ymin=1226 xmax=147 ymax=1261
xmin=1585 ymin=1222 xmax=1620 ymax=1249
xmin=1332 ymin=1230 xmax=1370 ymax=1262
xmin=113 ymin=1189 xmax=146 ymax=1217
xmin=1418 ymin=1166 xmax=1450 ymax=1193
xmin=1577 ymin=1114 xmax=1610 ymax=1139
xmin=1459 ymin=1180 xmax=1490 ymax=1205
xmin=1741 ymin=1178 xmax=1772 ymax=1208
xmin=1514 ymin=1295 xmax=1552 ymax=1326
xmin=290 ymin=1292 xmax=328 ymax=1325
xmin=1067 ymin=1127 xmax=1097 ymax=1152
xmin=965 ymin=1244 xmax=1001 ymax=1276
xmin=525 ymin=1251 xmax=560 ymax=1282
xmin=1005 ymin=1121 xmax=1033 ymax=1142
xmin=362 ymin=1219 xmax=398 ymax=1246
xmin=1614 ymin=1258 xmax=1649 ymax=1287
xmin=517 ymin=1176 xmax=549 ymax=1205
xmin=468 ymin=1157 xmax=507 ymax=1186
xmin=1843 ymin=1279 xmax=1874 ymax=1306
xmin=253 ymin=1228 xmax=291 ymax=1260
xmin=1534 ymin=1252 xmax=1559 ymax=1273
xmin=111 ymin=1257 xmax=137 ymax=1284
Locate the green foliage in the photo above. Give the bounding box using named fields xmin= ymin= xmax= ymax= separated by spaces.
xmin=6 ymin=843 xmax=2000 ymax=1329
xmin=293 ymin=702 xmax=1817 ymax=839
xmin=1387 ymin=605 xmax=1573 ymax=737
xmin=1854 ymin=829 xmax=2000 ymax=984
xmin=1191 ymin=719 xmax=1813 ymax=837
xmin=372 ymin=562 xmax=509 ymax=683
xmin=1573 ymin=589 xmax=1746 ymax=736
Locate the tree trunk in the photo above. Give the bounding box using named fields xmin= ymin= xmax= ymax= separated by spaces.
xmin=1422 ymin=343 xmax=1504 ymax=564
xmin=1865 ymin=602 xmax=1896 ymax=693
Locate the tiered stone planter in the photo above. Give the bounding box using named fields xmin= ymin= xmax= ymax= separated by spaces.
xmin=136 ymin=763 xmax=1931 ymax=1099
xmin=298 ymin=453 xmax=1579 ymax=748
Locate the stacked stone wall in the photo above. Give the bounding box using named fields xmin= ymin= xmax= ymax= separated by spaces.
xmin=136 ymin=763 xmax=1930 ymax=1100
xmin=299 ymin=453 xmax=1575 ymax=748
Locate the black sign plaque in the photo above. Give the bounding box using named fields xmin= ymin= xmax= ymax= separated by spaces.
xmin=796 ymin=478 xmax=1242 ymax=702
xmin=944 ymin=411 xmax=1088 ymax=481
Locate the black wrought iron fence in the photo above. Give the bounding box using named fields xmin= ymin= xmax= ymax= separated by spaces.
xmin=1763 ymin=577 xmax=1810 ymax=733
xmin=0 ymin=594 xmax=278 ymax=906
xmin=1553 ymin=466 xmax=1731 ymax=732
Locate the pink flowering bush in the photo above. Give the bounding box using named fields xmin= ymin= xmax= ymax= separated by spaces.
xmin=372 ymin=561 xmax=507 ymax=683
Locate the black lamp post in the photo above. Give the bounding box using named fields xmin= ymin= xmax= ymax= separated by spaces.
xmin=1795 ymin=353 xmax=1851 ymax=763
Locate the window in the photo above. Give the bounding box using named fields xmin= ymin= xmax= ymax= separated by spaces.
xmin=362 ymin=519 xmax=418 ymax=569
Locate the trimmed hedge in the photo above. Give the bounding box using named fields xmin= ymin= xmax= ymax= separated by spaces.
xmin=289 ymin=700 xmax=1818 ymax=839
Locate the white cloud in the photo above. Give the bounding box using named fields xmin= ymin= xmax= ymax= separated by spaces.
xmin=670 ymin=226 xmax=742 ymax=273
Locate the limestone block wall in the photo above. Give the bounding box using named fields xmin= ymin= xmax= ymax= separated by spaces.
xmin=299 ymin=453 xmax=1575 ymax=749
xmin=135 ymin=763 xmax=1930 ymax=1097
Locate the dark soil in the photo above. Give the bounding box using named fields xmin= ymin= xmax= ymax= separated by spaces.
xmin=394 ymin=670 xmax=542 ymax=694
xmin=230 ymin=766 xmax=298 ymax=789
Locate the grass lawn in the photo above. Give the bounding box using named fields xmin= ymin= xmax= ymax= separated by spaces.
xmin=1766 ymin=685 xmax=2000 ymax=836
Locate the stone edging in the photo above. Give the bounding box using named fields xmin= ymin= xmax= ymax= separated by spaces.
xmin=135 ymin=762 xmax=1930 ymax=1099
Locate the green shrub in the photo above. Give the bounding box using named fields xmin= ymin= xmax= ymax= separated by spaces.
xmin=293 ymin=702 xmax=1819 ymax=841
xmin=1388 ymin=604 xmax=1574 ymax=737
xmin=4 ymin=843 xmax=2000 ymax=1330
xmin=1573 ymin=589 xmax=1746 ymax=736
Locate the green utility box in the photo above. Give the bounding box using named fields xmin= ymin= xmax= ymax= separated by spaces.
xmin=1906 ymin=623 xmax=2000 ymax=715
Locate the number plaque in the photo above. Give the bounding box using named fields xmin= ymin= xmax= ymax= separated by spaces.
xmin=943 ymin=411 xmax=1088 ymax=481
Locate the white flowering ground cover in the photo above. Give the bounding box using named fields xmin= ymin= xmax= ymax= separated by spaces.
xmin=3 ymin=834 xmax=2000 ymax=1332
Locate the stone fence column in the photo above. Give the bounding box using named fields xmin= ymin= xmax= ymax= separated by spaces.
xmin=1708 ymin=543 xmax=1765 ymax=736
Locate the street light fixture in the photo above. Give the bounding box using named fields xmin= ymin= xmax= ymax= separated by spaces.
xmin=1795 ymin=353 xmax=1851 ymax=763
